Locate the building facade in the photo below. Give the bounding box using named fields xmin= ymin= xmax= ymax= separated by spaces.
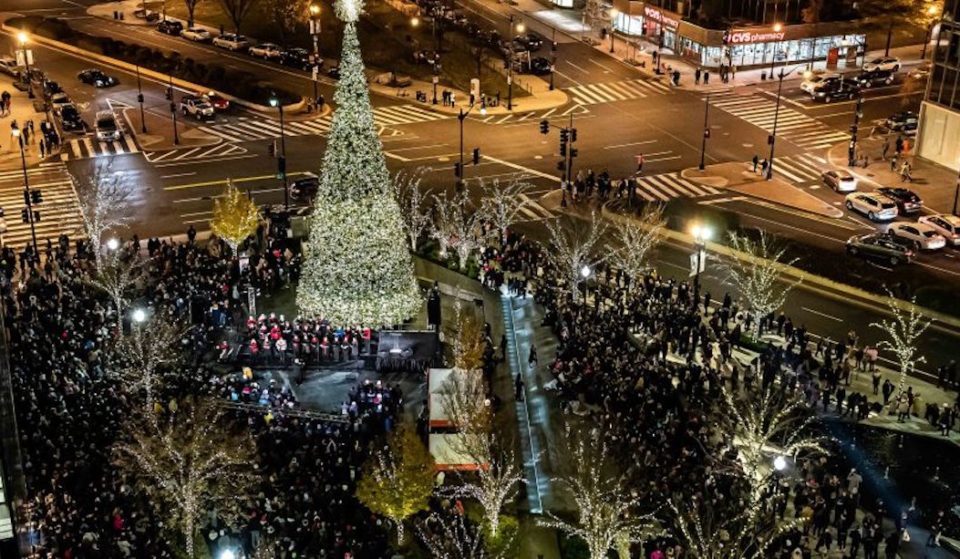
xmin=917 ymin=0 xmax=960 ymax=172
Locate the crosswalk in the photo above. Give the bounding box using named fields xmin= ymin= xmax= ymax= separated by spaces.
xmin=61 ymin=134 xmax=140 ymax=162
xmin=566 ymin=78 xmax=671 ymax=105
xmin=0 ymin=163 xmax=83 ymax=248
xmin=516 ymin=193 xmax=556 ymax=222
xmin=475 ymin=104 xmax=591 ymax=125
xmin=770 ymin=153 xmax=827 ymax=186
xmin=198 ymin=104 xmax=452 ymax=143
xmin=144 ymin=142 xmax=249 ymax=164
xmin=633 ymin=172 xmax=721 ymax=202
xmin=709 ymin=92 xmax=850 ymax=151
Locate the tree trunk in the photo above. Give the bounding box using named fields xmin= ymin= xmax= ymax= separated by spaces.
xmin=884 ymin=19 xmax=893 ymax=56
xmin=184 ymin=515 xmax=195 ymax=559
xmin=396 ymin=519 xmax=405 ymax=545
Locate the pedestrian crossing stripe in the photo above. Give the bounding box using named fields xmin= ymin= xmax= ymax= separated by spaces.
xmin=771 ymin=154 xmax=826 ymax=184
xmin=710 ymin=92 xmax=849 ymax=151
xmin=60 ymin=134 xmax=140 ymax=161
xmin=144 ymin=143 xmax=248 ymax=163
xmin=515 ymin=193 xmax=554 ymax=222
xmin=566 ymin=78 xmax=670 ymax=105
xmin=633 ymin=172 xmax=720 ymax=202
xmin=0 ymin=164 xmax=83 ymax=247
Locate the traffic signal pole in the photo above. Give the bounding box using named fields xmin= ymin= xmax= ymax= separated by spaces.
xmin=848 ymin=94 xmax=864 ymax=167
xmin=16 ymin=134 xmax=39 ymax=252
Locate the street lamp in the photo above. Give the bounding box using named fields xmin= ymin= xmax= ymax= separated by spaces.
xmin=132 ymin=308 xmax=147 ymax=324
xmin=766 ymin=66 xmax=799 ymax=180
xmin=168 ymin=74 xmax=180 ymax=145
xmin=768 ymin=22 xmax=783 ymax=79
xmin=773 ymin=455 xmax=787 ymax=471
xmin=219 ymin=551 xmax=236 ymax=559
xmin=12 ymin=127 xmax=39 ymax=252
xmin=921 ymin=4 xmax=940 ymax=60
xmin=457 ymin=103 xmax=487 ymax=189
xmin=609 ymin=8 xmax=619 ymax=53
xmin=270 ymin=95 xmax=289 ymax=212
xmin=18 ymin=32 xmax=34 ymax=99
xmin=106 ymin=237 xmax=120 ymax=251
xmin=848 ymin=93 xmax=864 ymax=167
xmin=699 ymin=93 xmax=710 ymax=170
xmin=580 ymin=264 xmax=592 ymax=304
xmin=507 ymin=15 xmax=524 ymax=111
xmin=690 ymin=224 xmax=711 ymax=304
xmin=309 ymin=3 xmax=322 ymax=109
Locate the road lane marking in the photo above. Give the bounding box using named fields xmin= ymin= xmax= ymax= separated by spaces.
xmin=565 ymin=60 xmax=589 ymax=73
xmin=165 ymin=172 xmax=309 ymax=191
xmin=480 ymin=155 xmax=561 ymax=183
xmin=802 ymin=306 xmax=844 ymax=322
xmin=161 ymin=172 xmax=197 ymax=179
xmin=587 ymin=59 xmax=616 ymax=73
xmin=603 ymin=139 xmax=658 ymax=150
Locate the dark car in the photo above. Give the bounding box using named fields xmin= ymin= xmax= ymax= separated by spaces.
xmin=326 ymin=65 xmax=340 ymax=79
xmin=516 ymin=33 xmax=543 ymax=51
xmin=856 ymin=68 xmax=896 ymax=88
xmin=290 ymin=172 xmax=319 ymax=201
xmin=478 ymin=29 xmax=501 ymax=47
xmin=877 ymin=187 xmax=923 ymax=214
xmin=811 ymin=77 xmax=859 ymax=102
xmin=885 ymin=111 xmax=918 ymax=131
xmin=463 ymin=22 xmax=481 ymax=37
xmin=529 ymin=57 xmax=552 ymax=76
xmin=156 ymin=19 xmax=184 ymax=35
xmin=280 ymin=47 xmax=312 ymax=70
xmin=58 ymin=103 xmax=85 ymax=132
xmin=42 ymin=80 xmax=63 ymax=100
xmin=846 ymin=233 xmax=914 ymax=266
xmin=78 ymin=68 xmax=118 ymax=87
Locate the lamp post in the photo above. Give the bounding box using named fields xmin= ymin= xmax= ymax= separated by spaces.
xmin=768 ymin=22 xmax=783 ymax=79
xmin=135 ymin=64 xmax=147 ymax=133
xmin=690 ymin=224 xmax=711 ymax=304
xmin=848 ymin=93 xmax=864 ymax=167
xmin=699 ymin=93 xmax=710 ymax=170
xmin=13 ymin=128 xmax=40 ymax=252
xmin=270 ymin=95 xmax=289 ymax=211
xmin=309 ymin=3 xmax=321 ymax=108
xmin=766 ymin=67 xmax=789 ymax=180
xmin=609 ymin=8 xmax=618 ymax=53
xmin=549 ymin=27 xmax=557 ymax=91
xmin=921 ymin=4 xmax=939 ymax=61
xmin=457 ymin=103 xmax=486 ymax=189
xmin=580 ymin=264 xmax=591 ymax=304
xmin=17 ymin=32 xmax=34 ymax=99
xmin=507 ymin=15 xmax=524 ymax=111
xmin=952 ymin=167 xmax=959 ymax=216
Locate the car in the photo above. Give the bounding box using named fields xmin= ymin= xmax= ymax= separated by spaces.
xmin=156 ymin=19 xmax=183 ymax=35
xmin=885 ymin=111 xmax=918 ymax=132
xmin=856 ymin=68 xmax=896 ymax=88
xmin=820 ymin=170 xmax=858 ymax=192
xmin=463 ymin=22 xmax=481 ymax=37
xmin=77 ymin=68 xmax=118 ymax=87
xmin=799 ymin=72 xmax=839 ymax=94
xmin=876 ymin=187 xmax=923 ymax=214
xmin=518 ymin=33 xmax=543 ymax=51
xmin=248 ymin=42 xmax=282 ymax=60
xmin=908 ymin=63 xmax=931 ymax=80
xmin=179 ymin=95 xmax=215 ymax=119
xmin=0 ymin=57 xmax=17 ymax=76
xmin=94 ymin=110 xmax=121 ymax=142
xmin=280 ymin=47 xmax=312 ymax=70
xmin=888 ymin=222 xmax=946 ymax=251
xmin=846 ymin=233 xmax=914 ymax=266
xmin=478 ymin=29 xmax=501 ymax=47
xmin=58 ymin=103 xmax=85 ymax=132
xmin=181 ymin=27 xmax=212 ymax=42
xmin=42 ymin=80 xmax=64 ymax=100
xmin=201 ymin=91 xmax=230 ymax=111
xmin=844 ymin=192 xmax=899 ymax=221
xmin=811 ymin=78 xmax=859 ymax=102
xmin=289 ymin=172 xmax=319 ymax=201
xmin=326 ymin=65 xmax=340 ymax=79
xmin=529 ymin=57 xmax=552 ymax=76
xmin=49 ymin=92 xmax=72 ymax=112
xmin=918 ymin=214 xmax=960 ymax=246
xmin=213 ymin=33 xmax=251 ymax=51
xmin=863 ymin=56 xmax=900 ymax=72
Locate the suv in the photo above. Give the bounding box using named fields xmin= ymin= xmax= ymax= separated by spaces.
xmin=156 ymin=19 xmax=183 ymax=35
xmin=844 ymin=192 xmax=898 ymax=221
xmin=919 ymin=214 xmax=960 ymax=246
xmin=811 ymin=78 xmax=859 ymax=102
xmin=846 ymin=233 xmax=914 ymax=266
xmin=289 ymin=172 xmax=319 ymax=201
xmin=856 ymin=68 xmax=895 ymax=88
xmin=0 ymin=57 xmax=17 ymax=76
xmin=248 ymin=42 xmax=282 ymax=60
xmin=280 ymin=47 xmax=312 ymax=70
xmin=876 ymin=187 xmax=922 ymax=214
xmin=58 ymin=103 xmax=85 ymax=132
xmin=181 ymin=27 xmax=212 ymax=41
xmin=94 ymin=111 xmax=121 ymax=142
xmin=885 ymin=111 xmax=918 ymax=132
xmin=179 ymin=95 xmax=215 ymax=119
xmin=213 ymin=33 xmax=251 ymax=51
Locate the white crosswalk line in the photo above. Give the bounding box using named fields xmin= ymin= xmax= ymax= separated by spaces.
xmin=633 ymin=172 xmax=719 ymax=202
xmin=0 ymin=163 xmax=83 ymax=247
xmin=566 ymin=78 xmax=666 ymax=105
xmin=515 ymin=193 xmax=554 ymax=222
xmin=710 ymin=93 xmax=849 ymax=151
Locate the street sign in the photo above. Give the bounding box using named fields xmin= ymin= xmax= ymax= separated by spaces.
xmin=432 ymin=76 xmax=439 ymax=84
xmin=688 ymin=250 xmax=706 ymax=276
xmin=15 ymin=49 xmax=33 ymax=67
xmin=312 ymin=66 xmax=319 ymax=80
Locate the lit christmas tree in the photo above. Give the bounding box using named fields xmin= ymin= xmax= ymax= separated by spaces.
xmin=297 ymin=0 xmax=420 ymax=326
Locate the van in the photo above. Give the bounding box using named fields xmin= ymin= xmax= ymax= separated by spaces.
xmin=95 ymin=110 xmax=121 ymax=142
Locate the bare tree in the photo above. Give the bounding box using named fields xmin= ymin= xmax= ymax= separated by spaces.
xmin=182 ymin=0 xmax=203 ymax=27
xmin=432 ymin=189 xmax=488 ymax=271
xmin=541 ymin=213 xmax=608 ymax=303
xmin=112 ymin=400 xmax=258 ymax=558
xmin=217 ymin=0 xmax=259 ymax=34
xmin=416 ymin=512 xmax=500 ymax=559
xmin=539 ymin=426 xmax=656 ymax=559
xmin=269 ymin=0 xmax=309 ymax=41
xmin=445 ymin=301 xmax=487 ymax=372
xmin=112 ymin=314 xmax=190 ymax=409
xmin=73 ymin=162 xmax=133 ymax=272
xmin=608 ymin=205 xmax=665 ymax=284
xmin=477 ymin=176 xmax=535 ymax=244
xmin=870 ymin=291 xmax=932 ymax=400
xmin=721 ymin=231 xmax=799 ymax=338
xmin=392 ymin=168 xmax=432 ymax=252
xmin=82 ymin=249 xmax=147 ymax=319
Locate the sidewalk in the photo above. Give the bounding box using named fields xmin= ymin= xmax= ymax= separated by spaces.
xmin=0 ymin=78 xmax=56 ymax=171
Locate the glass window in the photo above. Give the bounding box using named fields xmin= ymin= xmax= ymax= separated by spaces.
xmin=943 ymin=68 xmax=960 ymax=109
xmin=931 ymin=64 xmax=947 ymax=104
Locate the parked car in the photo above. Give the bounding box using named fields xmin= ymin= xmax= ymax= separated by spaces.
xmin=0 ymin=57 xmax=17 ymax=76
xmin=888 ymin=222 xmax=946 ymax=250
xmin=876 ymin=186 xmax=923 ymax=214
xmin=918 ymin=214 xmax=960 ymax=246
xmin=77 ymin=68 xmax=117 ymax=87
xmin=844 ymin=192 xmax=898 ymax=221
xmin=201 ymin=91 xmax=230 ymax=111
xmin=156 ymin=19 xmax=183 ymax=35
xmin=821 ymin=170 xmax=858 ymax=192
xmin=463 ymin=22 xmax=481 ymax=36
xmin=846 ymin=233 xmax=914 ymax=266
xmin=885 ymin=111 xmax=918 ymax=132
xmin=249 ymin=42 xmax=282 ymax=60
xmin=42 ymin=80 xmax=64 ymax=100
xmin=909 ymin=63 xmax=931 ymax=80
xmin=517 ymin=33 xmax=543 ymax=51
xmin=529 ymin=57 xmax=552 ymax=76
xmin=58 ymin=103 xmax=85 ymax=132
xmin=863 ymin=56 xmax=901 ymax=72
xmin=799 ymin=72 xmax=839 ymax=94
xmin=213 ymin=33 xmax=251 ymax=51
xmin=289 ymin=172 xmax=319 ymax=201
xmin=181 ymin=27 xmax=212 ymax=42
xmin=94 ymin=110 xmax=121 ymax=142
xmin=179 ymin=95 xmax=215 ymax=119
xmin=49 ymin=92 xmax=72 ymax=112
xmin=856 ymin=68 xmax=896 ymax=88
xmin=280 ymin=47 xmax=312 ymax=70
xmin=811 ymin=78 xmax=859 ymax=102
xmin=326 ymin=65 xmax=340 ymax=79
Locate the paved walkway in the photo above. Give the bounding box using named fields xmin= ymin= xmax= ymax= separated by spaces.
xmin=0 ymin=77 xmax=55 ymax=171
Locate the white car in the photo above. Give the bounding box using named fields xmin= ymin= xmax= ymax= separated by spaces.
xmin=821 ymin=170 xmax=858 ymax=193
xmin=888 ymin=222 xmax=946 ymax=250
xmin=800 ymin=73 xmax=840 ymax=94
xmin=94 ymin=110 xmax=121 ymax=142
xmin=213 ymin=33 xmax=251 ymax=51
xmin=0 ymin=56 xmax=17 ymax=76
xmin=862 ymin=56 xmax=900 ymax=72
xmin=844 ymin=192 xmax=898 ymax=221
xmin=918 ymin=214 xmax=960 ymax=246
xmin=181 ymin=27 xmax=212 ymax=42
xmin=248 ymin=42 xmax=282 ymax=60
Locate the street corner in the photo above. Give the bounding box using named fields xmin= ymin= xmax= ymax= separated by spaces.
xmin=86 ymin=0 xmax=157 ymax=26
xmin=680 ymin=167 xmax=730 ymax=189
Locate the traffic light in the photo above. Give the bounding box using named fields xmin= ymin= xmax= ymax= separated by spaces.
xmin=20 ymin=208 xmax=28 ymax=223
xmin=704 ymin=129 xmax=711 ymax=138
xmin=165 ymin=87 xmax=173 ymax=100
xmin=137 ymin=93 xmax=144 ymax=104
xmin=30 ymin=189 xmax=42 ymax=205
xmin=277 ymin=156 xmax=286 ymax=180
xmin=850 ymin=124 xmax=858 ymax=135
xmin=570 ymin=148 xmax=578 ymax=158
xmin=560 ymin=142 xmax=567 ymax=157
xmin=767 ymin=134 xmax=775 ymax=145
xmin=539 ymin=119 xmax=549 ymax=134
xmin=472 ymin=148 xmax=480 ymax=165
xmin=33 ymin=211 xmax=40 ymax=222
xmin=570 ymin=128 xmax=577 ymax=142
xmin=556 ymin=160 xmax=565 ymax=171
xmin=22 ymin=190 xmax=29 ymax=207
xmin=454 ymin=162 xmax=462 ymax=178
xmin=560 ymin=129 xmax=569 ymax=143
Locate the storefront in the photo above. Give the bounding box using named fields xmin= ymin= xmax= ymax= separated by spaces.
xmin=639 ymin=4 xmax=681 ymax=51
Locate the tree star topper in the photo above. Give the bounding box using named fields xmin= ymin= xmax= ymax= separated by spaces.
xmin=336 ymin=0 xmax=362 ymax=22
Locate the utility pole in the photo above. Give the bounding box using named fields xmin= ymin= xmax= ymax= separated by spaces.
xmin=766 ymin=69 xmax=785 ymax=180
xmin=309 ymin=3 xmax=321 ymax=108
xmin=270 ymin=96 xmax=288 ymax=211
xmin=699 ymin=93 xmax=710 ymax=170
xmin=848 ymin=93 xmax=864 ymax=167
xmin=135 ymin=64 xmax=147 ymax=133
xmin=549 ymin=27 xmax=557 ymax=91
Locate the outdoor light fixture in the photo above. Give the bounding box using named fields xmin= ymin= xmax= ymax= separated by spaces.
xmin=516 ymin=21 xmax=525 ymax=33
xmin=773 ymin=455 xmax=787 ymax=471
xmin=269 ymin=96 xmax=279 ymax=108
xmin=580 ymin=265 xmax=592 ymax=278
xmin=773 ymin=22 xmax=783 ymax=33
xmin=219 ymin=551 xmax=236 ymax=559
xmin=309 ymin=3 xmax=320 ymax=15
xmin=132 ymin=308 xmax=147 ymax=323
xmin=106 ymin=237 xmax=120 ymax=251
xmin=411 ymin=15 xmax=420 ymax=27
xmin=479 ymin=106 xmax=487 ymax=115
xmin=17 ymin=31 xmax=27 ymax=45
xmin=691 ymin=224 xmax=712 ymax=242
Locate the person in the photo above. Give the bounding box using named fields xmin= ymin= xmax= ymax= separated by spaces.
xmin=636 ymin=153 xmax=644 ymax=173
xmin=514 ymin=373 xmax=524 ymax=401
xmin=187 ymin=224 xmax=197 ymax=243
xmin=528 ymin=344 xmax=537 ymax=367
xmin=900 ymin=161 xmax=912 ymax=182
xmin=752 ymin=154 xmax=759 ymax=173
xmin=882 ymin=140 xmax=890 ymax=160
xmin=695 ymin=67 xmax=702 ymax=85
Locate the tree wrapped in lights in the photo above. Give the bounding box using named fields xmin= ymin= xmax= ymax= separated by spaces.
xmin=392 ymin=168 xmax=433 ymax=252
xmin=478 ymin=177 xmax=535 ymax=244
xmin=416 ymin=512 xmax=513 ymax=559
xmin=871 ymin=291 xmax=931 ymax=400
xmin=446 ymin=301 xmax=487 ymax=372
xmin=297 ymin=0 xmax=420 ymax=327
xmin=541 ymin=213 xmax=608 ymax=303
xmin=112 ymin=399 xmax=257 ymax=558
xmin=112 ymin=314 xmax=190 ymax=409
xmin=82 ymin=249 xmax=146 ymax=319
xmin=73 ymin=161 xmax=132 ymax=272
xmin=432 ymin=188 xmax=489 ymax=270
xmin=356 ymin=424 xmax=435 ymax=545
xmin=609 ymin=205 xmax=665 ymax=285
xmin=539 ymin=426 xmax=657 ymax=559
xmin=720 ymin=231 xmax=799 ymax=338
xmin=210 ymin=180 xmax=261 ymax=254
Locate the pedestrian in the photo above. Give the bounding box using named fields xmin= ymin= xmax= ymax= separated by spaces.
xmin=882 ymin=140 xmax=890 ymax=160
xmin=39 ymin=137 xmax=45 ymax=158
xmin=636 ymin=153 xmax=644 ymax=173
xmin=27 ymin=119 xmax=34 ymax=143
xmin=695 ymin=67 xmax=702 ymax=85
xmin=514 ymin=373 xmax=524 ymax=401
xmin=890 ymin=153 xmax=898 ymax=172
xmin=752 ymin=154 xmax=759 ymax=173
xmin=528 ymin=344 xmax=537 ymax=368
xmin=900 ymin=161 xmax=912 ymax=182
xmin=0 ymin=91 xmax=8 ymax=116
xmin=703 ymin=71 xmax=710 ymax=84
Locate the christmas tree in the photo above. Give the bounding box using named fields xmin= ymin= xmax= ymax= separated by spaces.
xmin=297 ymin=0 xmax=421 ymax=327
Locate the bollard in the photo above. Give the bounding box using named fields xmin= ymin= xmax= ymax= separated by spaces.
xmin=113 ymin=10 xmax=118 ymax=19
